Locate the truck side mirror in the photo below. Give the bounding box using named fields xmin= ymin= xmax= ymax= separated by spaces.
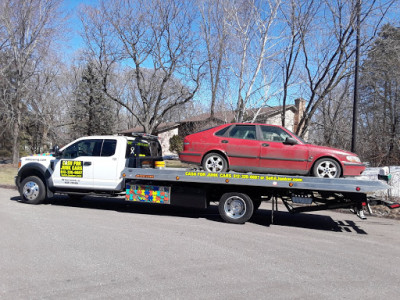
xmin=284 ymin=137 xmax=298 ymax=145
xmin=52 ymin=145 xmax=61 ymax=157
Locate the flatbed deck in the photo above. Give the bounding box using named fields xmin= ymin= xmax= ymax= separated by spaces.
xmin=123 ymin=168 xmax=389 ymax=194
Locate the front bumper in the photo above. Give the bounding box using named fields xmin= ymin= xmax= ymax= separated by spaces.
xmin=342 ymin=163 xmax=366 ymax=176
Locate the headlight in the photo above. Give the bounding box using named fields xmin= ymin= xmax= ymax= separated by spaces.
xmin=346 ymin=155 xmax=361 ymax=163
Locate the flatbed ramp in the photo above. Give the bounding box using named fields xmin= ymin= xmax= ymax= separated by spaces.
xmin=122 ymin=168 xmax=390 ymax=223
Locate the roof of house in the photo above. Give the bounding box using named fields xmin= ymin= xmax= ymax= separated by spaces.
xmin=179 ymin=105 xmax=297 ymax=124
xmin=120 ymin=105 xmax=298 ymax=134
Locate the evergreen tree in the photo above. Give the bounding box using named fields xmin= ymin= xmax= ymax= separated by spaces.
xmin=71 ymin=63 xmax=115 ymax=137
xmin=359 ymin=24 xmax=400 ymax=166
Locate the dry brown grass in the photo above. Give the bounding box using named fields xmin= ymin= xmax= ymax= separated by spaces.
xmin=370 ymin=204 xmax=400 ymax=219
xmin=0 ymin=164 xmax=18 ymax=186
xmin=164 ymin=160 xmax=194 ymax=168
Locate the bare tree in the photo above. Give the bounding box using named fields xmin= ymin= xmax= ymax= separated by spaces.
xmin=0 ymin=0 xmax=64 ymax=163
xmin=23 ymin=55 xmax=68 ymax=153
xmin=198 ymin=0 xmax=229 ymax=119
xmin=295 ymin=0 xmax=395 ymax=138
xmin=279 ymin=0 xmax=317 ymax=127
xmin=80 ymin=0 xmax=205 ymax=134
xmin=310 ymin=79 xmax=353 ymax=148
xmin=224 ymin=0 xmax=282 ymax=122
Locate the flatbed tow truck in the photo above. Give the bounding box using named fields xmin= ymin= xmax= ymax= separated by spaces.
xmin=16 ymin=135 xmax=390 ymax=224
xmin=122 ymin=167 xmax=389 ymax=224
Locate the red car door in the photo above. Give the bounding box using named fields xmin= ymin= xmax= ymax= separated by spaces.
xmin=258 ymin=125 xmax=309 ymax=175
xmin=223 ymin=124 xmax=260 ymax=172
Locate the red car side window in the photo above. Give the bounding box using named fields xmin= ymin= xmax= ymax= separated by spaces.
xmin=260 ymin=126 xmax=291 ymax=142
xmin=228 ymin=125 xmax=257 ymax=140
xmin=215 ymin=126 xmax=231 ymax=137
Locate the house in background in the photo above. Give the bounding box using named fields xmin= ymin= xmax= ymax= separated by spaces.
xmin=120 ymin=98 xmax=306 ymax=156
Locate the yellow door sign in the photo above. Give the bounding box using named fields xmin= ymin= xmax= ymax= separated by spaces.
xmin=60 ymin=160 xmax=83 ymax=177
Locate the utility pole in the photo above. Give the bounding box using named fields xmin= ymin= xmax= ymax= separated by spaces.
xmin=351 ymin=0 xmax=361 ymax=153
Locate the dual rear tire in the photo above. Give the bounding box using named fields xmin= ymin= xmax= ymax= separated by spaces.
xmin=218 ymin=192 xmax=255 ymax=224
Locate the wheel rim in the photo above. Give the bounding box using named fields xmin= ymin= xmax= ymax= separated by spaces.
xmin=316 ymin=161 xmax=338 ymax=178
xmin=23 ymin=181 xmax=40 ymax=201
xmin=224 ymin=196 xmax=246 ymax=219
xmin=205 ymin=155 xmax=224 ymax=172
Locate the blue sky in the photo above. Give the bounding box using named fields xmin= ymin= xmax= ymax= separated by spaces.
xmin=60 ymin=0 xmax=98 ymax=58
xmin=57 ymin=0 xmax=400 ymax=109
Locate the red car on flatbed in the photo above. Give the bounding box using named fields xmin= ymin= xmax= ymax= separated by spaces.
xmin=179 ymin=123 xmax=365 ymax=178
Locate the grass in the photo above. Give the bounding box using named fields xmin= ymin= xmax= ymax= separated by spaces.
xmin=0 ymin=164 xmax=18 ymax=186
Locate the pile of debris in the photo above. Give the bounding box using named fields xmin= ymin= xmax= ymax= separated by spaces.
xmin=368 ymin=197 xmax=400 ymax=219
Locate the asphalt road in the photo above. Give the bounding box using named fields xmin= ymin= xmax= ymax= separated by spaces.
xmin=1 ymin=187 xmax=400 ymax=299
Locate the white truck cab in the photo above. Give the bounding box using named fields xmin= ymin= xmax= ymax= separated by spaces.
xmin=16 ymin=134 xmax=163 ymax=204
xmin=52 ymin=136 xmax=127 ymax=190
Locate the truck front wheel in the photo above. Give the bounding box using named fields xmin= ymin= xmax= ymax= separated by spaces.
xmin=218 ymin=192 xmax=254 ymax=224
xmin=19 ymin=176 xmax=46 ymax=204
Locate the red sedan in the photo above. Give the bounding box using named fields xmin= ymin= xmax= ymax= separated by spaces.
xmin=179 ymin=123 xmax=365 ymax=178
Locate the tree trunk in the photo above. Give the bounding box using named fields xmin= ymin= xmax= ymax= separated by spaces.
xmin=12 ymin=108 xmax=21 ymax=164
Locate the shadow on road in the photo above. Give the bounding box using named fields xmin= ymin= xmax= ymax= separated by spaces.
xmin=10 ymin=195 xmax=367 ymax=234
xmin=251 ymin=209 xmax=367 ymax=234
xmin=11 ymin=194 xmax=220 ymax=220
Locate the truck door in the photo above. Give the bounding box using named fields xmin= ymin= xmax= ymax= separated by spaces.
xmin=52 ymin=139 xmax=102 ymax=188
xmin=92 ymin=139 xmax=120 ymax=190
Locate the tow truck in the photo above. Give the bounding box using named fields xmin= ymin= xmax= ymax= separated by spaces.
xmin=15 ymin=135 xmax=389 ymax=224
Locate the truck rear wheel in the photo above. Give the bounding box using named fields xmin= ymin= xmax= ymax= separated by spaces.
xmin=19 ymin=176 xmax=46 ymax=204
xmin=218 ymin=192 xmax=254 ymax=224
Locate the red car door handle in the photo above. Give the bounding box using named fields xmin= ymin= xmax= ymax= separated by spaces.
xmin=262 ymin=143 xmax=270 ymax=147
xmin=221 ymin=140 xmax=229 ymax=144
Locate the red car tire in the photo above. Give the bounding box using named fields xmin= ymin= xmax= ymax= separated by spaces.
xmin=312 ymin=158 xmax=341 ymax=178
xmin=202 ymin=152 xmax=228 ymax=173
